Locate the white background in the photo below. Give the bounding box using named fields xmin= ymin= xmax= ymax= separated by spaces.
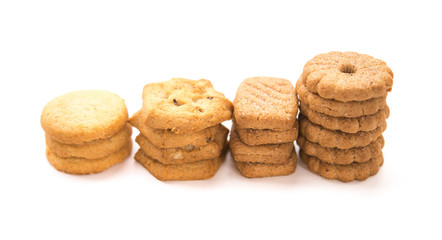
xmin=1 ymin=0 xmax=441 ymax=239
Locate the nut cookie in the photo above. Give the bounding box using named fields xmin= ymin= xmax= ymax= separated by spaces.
xmin=300 ymin=103 xmax=389 ymax=133
xmin=233 ymin=77 xmax=297 ymax=130
xmin=141 ymin=78 xmax=233 ymax=133
xmin=300 ymin=150 xmax=383 ymax=182
xmin=134 ymin=147 xmax=226 ymax=181
xmin=45 ymin=123 xmax=132 ymax=159
xmin=301 ymin=51 xmax=393 ymax=102
xmin=297 ymin=135 xmax=384 ymax=165
xmin=129 ymin=110 xmax=222 ymax=148
xmin=234 ymin=118 xmax=298 ymax=145
xmin=41 ymin=90 xmax=128 ymax=144
xmin=234 ymin=149 xmax=297 ymax=178
xmin=230 ymin=128 xmax=293 ymax=164
xmin=296 ymin=79 xmax=387 ymax=117
xmin=135 ymin=126 xmax=228 ymax=164
xmin=46 ymin=141 xmax=132 ymax=175
xmin=299 ymin=115 xmax=386 ymax=149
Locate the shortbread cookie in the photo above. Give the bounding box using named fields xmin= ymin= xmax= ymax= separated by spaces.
xmin=233 ymin=77 xmax=297 ymax=130
xmin=297 ymin=135 xmax=384 ymax=165
xmin=301 ymin=51 xmax=393 ymax=102
xmin=230 ymin=128 xmax=293 ymax=164
xmin=129 ymin=110 xmax=222 ymax=148
xmin=45 ymin=123 xmax=132 ymax=159
xmin=299 ymin=115 xmax=386 ymax=149
xmin=134 ymin=147 xmax=226 ymax=181
xmin=300 ymin=150 xmax=383 ymax=182
xmin=296 ymin=79 xmax=387 ymax=117
xmin=46 ymin=141 xmax=132 ymax=175
xmin=234 ymin=118 xmax=298 ymax=145
xmin=300 ymin=103 xmax=389 ymax=133
xmin=41 ymin=90 xmax=128 ymax=144
xmin=141 ymin=78 xmax=233 ymax=133
xmin=136 ymin=126 xmax=228 ymax=164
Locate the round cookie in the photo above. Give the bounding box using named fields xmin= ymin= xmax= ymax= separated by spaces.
xmin=301 ymin=51 xmax=393 ymax=102
xmin=297 ymin=135 xmax=384 ymax=165
xmin=41 ymin=90 xmax=128 ymax=144
xmin=300 ymin=103 xmax=389 ymax=134
xmin=299 ymin=115 xmax=386 ymax=149
xmin=300 ymin=150 xmax=383 ymax=182
xmin=296 ymin=79 xmax=387 ymax=118
xmin=45 ymin=123 xmax=132 ymax=159
xmin=46 ymin=141 xmax=132 ymax=175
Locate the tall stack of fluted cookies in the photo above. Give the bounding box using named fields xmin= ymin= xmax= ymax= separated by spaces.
xmin=296 ymin=52 xmax=393 ymax=182
xmin=130 ymin=78 xmax=233 ymax=181
xmin=41 ymin=90 xmax=132 ymax=174
xmin=231 ymin=77 xmax=298 ymax=178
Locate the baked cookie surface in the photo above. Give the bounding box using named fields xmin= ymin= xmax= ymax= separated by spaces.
xmin=234 ymin=118 xmax=298 ymax=146
xmin=41 ymin=90 xmax=128 ymax=144
xmin=141 ymin=78 xmax=233 ymax=133
xmin=301 ymin=51 xmax=393 ymax=102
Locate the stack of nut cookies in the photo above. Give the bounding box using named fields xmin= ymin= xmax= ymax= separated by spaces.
xmin=130 ymin=78 xmax=233 ymax=181
xmin=230 ymin=77 xmax=298 ymax=178
xmin=41 ymin=90 xmax=132 ymax=174
xmin=296 ymin=52 xmax=393 ymax=182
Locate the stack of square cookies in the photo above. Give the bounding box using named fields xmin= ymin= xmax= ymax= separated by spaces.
xmin=230 ymin=77 xmax=298 ymax=178
xmin=41 ymin=90 xmax=132 ymax=174
xmin=129 ymin=78 xmax=233 ymax=181
xmin=296 ymin=51 xmax=393 ymax=182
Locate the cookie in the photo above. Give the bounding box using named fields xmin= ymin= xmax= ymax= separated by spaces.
xmin=141 ymin=78 xmax=233 ymax=133
xmin=301 ymin=51 xmax=393 ymax=102
xmin=134 ymin=147 xmax=226 ymax=181
xmin=234 ymin=118 xmax=298 ymax=146
xmin=300 ymin=150 xmax=383 ymax=182
xmin=233 ymin=77 xmax=298 ymax=130
xmin=135 ymin=125 xmax=228 ymax=164
xmin=45 ymin=123 xmax=132 ymax=159
xmin=230 ymin=128 xmax=293 ymax=164
xmin=234 ymin=149 xmax=297 ymax=178
xmin=46 ymin=141 xmax=132 ymax=175
xmin=41 ymin=90 xmax=128 ymax=144
xmin=297 ymin=135 xmax=384 ymax=165
xmin=296 ymin=79 xmax=387 ymax=117
xmin=299 ymin=115 xmax=386 ymax=149
xmin=300 ymin=103 xmax=389 ymax=133
xmin=129 ymin=110 xmax=222 ymax=148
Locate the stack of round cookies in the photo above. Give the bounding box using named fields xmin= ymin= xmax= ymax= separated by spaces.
xmin=296 ymin=52 xmax=393 ymax=182
xmin=130 ymin=78 xmax=233 ymax=181
xmin=230 ymin=77 xmax=298 ymax=178
xmin=41 ymin=90 xmax=132 ymax=174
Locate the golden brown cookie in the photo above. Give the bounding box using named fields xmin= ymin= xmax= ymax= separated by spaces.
xmin=141 ymin=78 xmax=233 ymax=133
xmin=230 ymin=128 xmax=293 ymax=164
xmin=300 ymin=102 xmax=389 ymax=133
xmin=134 ymin=147 xmax=226 ymax=181
xmin=297 ymin=135 xmax=384 ymax=165
xmin=135 ymin=125 xmax=228 ymax=164
xmin=301 ymin=51 xmax=393 ymax=102
xmin=46 ymin=141 xmax=132 ymax=175
xmin=296 ymin=79 xmax=387 ymax=117
xmin=129 ymin=110 xmax=222 ymax=148
xmin=299 ymin=115 xmax=386 ymax=149
xmin=234 ymin=149 xmax=297 ymax=178
xmin=233 ymin=77 xmax=298 ymax=130
xmin=41 ymin=90 xmax=128 ymax=144
xmin=45 ymin=123 xmax=132 ymax=159
xmin=300 ymin=150 xmax=383 ymax=182
xmin=234 ymin=118 xmax=298 ymax=145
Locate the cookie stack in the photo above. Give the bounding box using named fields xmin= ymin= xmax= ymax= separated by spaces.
xmin=296 ymin=51 xmax=393 ymax=182
xmin=41 ymin=90 xmax=132 ymax=174
xmin=230 ymin=77 xmax=298 ymax=178
xmin=130 ymin=78 xmax=233 ymax=181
